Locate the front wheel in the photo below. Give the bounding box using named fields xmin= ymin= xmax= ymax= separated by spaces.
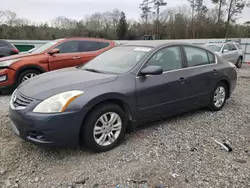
xmin=17 ymin=69 xmax=41 ymax=85
xmin=208 ymin=82 xmax=228 ymax=111
xmin=80 ymin=103 xmax=127 ymax=152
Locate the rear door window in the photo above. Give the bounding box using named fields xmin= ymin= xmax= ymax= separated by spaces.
xmin=79 ymin=41 xmax=110 ymax=52
xmin=184 ymin=46 xmax=210 ymax=67
xmin=207 ymin=52 xmax=216 ymax=64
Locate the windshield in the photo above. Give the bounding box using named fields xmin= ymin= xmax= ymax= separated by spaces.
xmin=31 ymin=39 xmax=64 ymax=53
xmin=81 ymin=46 xmax=152 ymax=74
xmin=204 ymin=44 xmax=222 ymax=52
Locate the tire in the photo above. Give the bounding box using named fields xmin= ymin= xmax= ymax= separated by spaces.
xmin=208 ymin=82 xmax=228 ymax=111
xmin=17 ymin=69 xmax=41 ymax=86
xmin=236 ymin=57 xmax=243 ymax=68
xmin=80 ymin=103 xmax=127 ymax=152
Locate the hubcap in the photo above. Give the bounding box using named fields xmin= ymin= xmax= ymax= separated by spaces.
xmin=93 ymin=112 xmax=122 ymax=146
xmin=214 ymin=86 xmax=226 ymax=108
xmin=22 ymin=73 xmax=37 ymax=83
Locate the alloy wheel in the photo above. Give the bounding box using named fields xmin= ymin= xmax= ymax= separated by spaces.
xmin=213 ymin=86 xmax=226 ymax=108
xmin=22 ymin=73 xmax=37 ymax=83
xmin=93 ymin=112 xmax=122 ymax=146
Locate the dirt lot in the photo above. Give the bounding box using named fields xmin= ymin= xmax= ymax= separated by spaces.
xmin=1 ymin=65 xmax=250 ymax=188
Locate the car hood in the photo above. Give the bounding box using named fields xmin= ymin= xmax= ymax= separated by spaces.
xmin=0 ymin=52 xmax=40 ymax=62
xmin=18 ymin=67 xmax=118 ymax=100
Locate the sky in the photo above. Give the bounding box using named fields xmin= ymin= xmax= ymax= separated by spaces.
xmin=1 ymin=0 xmax=250 ymax=24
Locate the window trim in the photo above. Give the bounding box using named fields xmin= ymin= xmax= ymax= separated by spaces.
xmin=136 ymin=45 xmax=218 ymax=78
xmin=136 ymin=45 xmax=185 ymax=76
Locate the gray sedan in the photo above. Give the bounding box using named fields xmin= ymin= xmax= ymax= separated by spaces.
xmin=8 ymin=42 xmax=237 ymax=152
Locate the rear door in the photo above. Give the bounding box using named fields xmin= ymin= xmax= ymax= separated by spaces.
xmin=181 ymin=45 xmax=219 ymax=107
xmin=79 ymin=40 xmax=112 ymax=65
xmin=48 ymin=40 xmax=82 ymax=71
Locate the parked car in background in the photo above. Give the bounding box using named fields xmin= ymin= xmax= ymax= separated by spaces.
xmin=204 ymin=42 xmax=244 ymax=68
xmin=9 ymin=42 xmax=237 ymax=152
xmin=0 ymin=38 xmax=115 ymax=94
xmin=0 ymin=39 xmax=19 ymax=58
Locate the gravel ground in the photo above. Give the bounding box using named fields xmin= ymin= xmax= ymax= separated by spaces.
xmin=1 ymin=65 xmax=250 ymax=188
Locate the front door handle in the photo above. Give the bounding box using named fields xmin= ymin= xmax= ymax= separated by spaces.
xmin=178 ymin=77 xmax=187 ymax=84
xmin=73 ymin=56 xmax=81 ymax=60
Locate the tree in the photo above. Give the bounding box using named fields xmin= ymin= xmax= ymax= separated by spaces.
xmin=116 ymin=12 xmax=128 ymax=40
xmin=211 ymin=0 xmax=226 ymax=34
xmin=225 ymin=0 xmax=246 ymax=37
xmin=140 ymin=0 xmax=153 ymax=34
xmin=187 ymin=0 xmax=208 ymax=38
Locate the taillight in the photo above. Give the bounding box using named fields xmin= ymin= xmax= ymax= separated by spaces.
xmin=12 ymin=48 xmax=19 ymax=54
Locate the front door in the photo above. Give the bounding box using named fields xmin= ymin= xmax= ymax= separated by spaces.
xmin=135 ymin=45 xmax=190 ymax=120
xmin=228 ymin=43 xmax=239 ymax=64
xmin=221 ymin=44 xmax=232 ymax=62
xmin=48 ymin=40 xmax=82 ymax=71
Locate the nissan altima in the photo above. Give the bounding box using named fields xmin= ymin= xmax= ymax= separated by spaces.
xmin=9 ymin=42 xmax=237 ymax=152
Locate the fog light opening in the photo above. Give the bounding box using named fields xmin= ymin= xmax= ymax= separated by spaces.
xmin=29 ymin=131 xmax=46 ymax=141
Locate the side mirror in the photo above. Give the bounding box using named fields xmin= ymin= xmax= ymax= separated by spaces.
xmin=48 ymin=48 xmax=60 ymax=55
xmin=140 ymin=66 xmax=163 ymax=76
xmin=223 ymin=49 xmax=229 ymax=53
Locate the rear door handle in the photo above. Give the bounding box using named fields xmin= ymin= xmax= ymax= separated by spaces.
xmin=73 ymin=56 xmax=81 ymax=60
xmin=178 ymin=77 xmax=187 ymax=84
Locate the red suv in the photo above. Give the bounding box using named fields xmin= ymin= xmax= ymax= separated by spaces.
xmin=0 ymin=38 xmax=115 ymax=94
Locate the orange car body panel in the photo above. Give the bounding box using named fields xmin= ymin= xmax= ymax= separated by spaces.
xmin=0 ymin=38 xmax=115 ymax=90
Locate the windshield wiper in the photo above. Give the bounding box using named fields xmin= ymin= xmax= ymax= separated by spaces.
xmin=82 ymin=68 xmax=104 ymax=73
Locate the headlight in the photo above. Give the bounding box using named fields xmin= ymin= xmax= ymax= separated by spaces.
xmin=0 ymin=59 xmax=21 ymax=67
xmin=33 ymin=90 xmax=84 ymax=113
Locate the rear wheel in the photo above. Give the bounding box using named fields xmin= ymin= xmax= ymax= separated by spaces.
xmin=80 ymin=103 xmax=127 ymax=152
xmin=17 ymin=69 xmax=41 ymax=85
xmin=208 ymin=82 xmax=228 ymax=111
xmin=236 ymin=57 xmax=243 ymax=68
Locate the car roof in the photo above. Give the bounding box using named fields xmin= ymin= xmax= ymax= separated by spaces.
xmin=117 ymin=41 xmax=200 ymax=48
xmin=63 ymin=37 xmax=113 ymax=42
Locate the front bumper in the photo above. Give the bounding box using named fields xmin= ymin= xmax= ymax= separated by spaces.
xmin=0 ymin=68 xmax=16 ymax=92
xmin=8 ymin=101 xmax=84 ymax=148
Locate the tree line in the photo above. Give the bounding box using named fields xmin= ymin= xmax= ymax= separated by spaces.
xmin=0 ymin=0 xmax=250 ymax=41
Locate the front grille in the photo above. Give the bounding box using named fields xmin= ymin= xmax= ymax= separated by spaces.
xmin=13 ymin=91 xmax=34 ymax=108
